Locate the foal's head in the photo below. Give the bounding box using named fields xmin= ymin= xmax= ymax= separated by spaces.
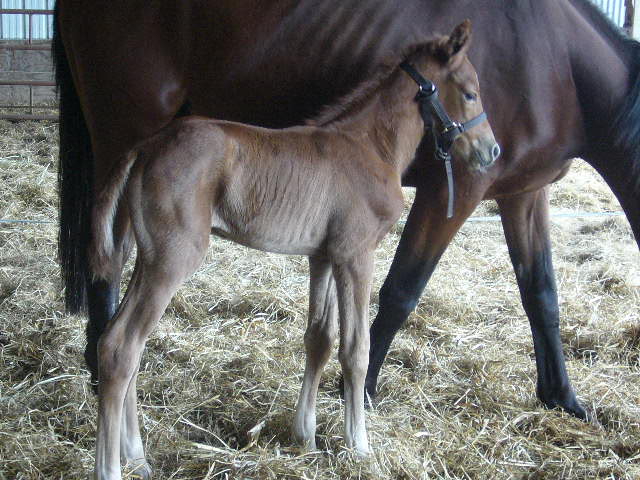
xmin=404 ymin=21 xmax=500 ymax=170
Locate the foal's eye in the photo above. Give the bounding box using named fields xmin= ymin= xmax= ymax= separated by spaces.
xmin=463 ymin=92 xmax=477 ymax=102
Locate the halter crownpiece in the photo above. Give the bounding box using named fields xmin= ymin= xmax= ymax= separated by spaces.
xmin=400 ymin=61 xmax=487 ymax=219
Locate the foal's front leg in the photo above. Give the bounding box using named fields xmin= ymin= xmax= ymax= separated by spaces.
xmin=333 ymin=251 xmax=374 ymax=456
xmin=294 ymin=255 xmax=338 ymax=450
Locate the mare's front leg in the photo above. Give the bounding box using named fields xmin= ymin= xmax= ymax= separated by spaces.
xmin=294 ymin=255 xmax=338 ymax=451
xmin=366 ymin=183 xmax=484 ymax=400
xmin=333 ymin=251 xmax=375 ymax=456
xmin=497 ymin=187 xmax=587 ymax=419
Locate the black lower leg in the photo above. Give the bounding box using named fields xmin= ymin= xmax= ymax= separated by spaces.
xmin=365 ymin=256 xmax=438 ymax=400
xmin=520 ymin=261 xmax=586 ymax=419
xmin=499 ymin=189 xmax=586 ymax=419
xmin=86 ymin=277 xmax=120 ymax=392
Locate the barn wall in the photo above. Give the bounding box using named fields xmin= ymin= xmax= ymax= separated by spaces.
xmin=0 ymin=0 xmax=55 ymax=111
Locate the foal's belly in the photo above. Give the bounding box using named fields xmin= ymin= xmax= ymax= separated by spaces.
xmin=210 ymin=210 xmax=328 ymax=257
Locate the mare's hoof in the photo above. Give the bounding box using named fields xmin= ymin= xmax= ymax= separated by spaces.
xmin=540 ymin=389 xmax=589 ymax=421
xmin=566 ymin=401 xmax=589 ymax=422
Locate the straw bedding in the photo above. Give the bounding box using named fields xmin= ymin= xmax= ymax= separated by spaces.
xmin=0 ymin=120 xmax=638 ymax=479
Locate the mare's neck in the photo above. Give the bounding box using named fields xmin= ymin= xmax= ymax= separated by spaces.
xmin=565 ymin=2 xmax=633 ymax=139
xmin=336 ymin=70 xmax=425 ymax=175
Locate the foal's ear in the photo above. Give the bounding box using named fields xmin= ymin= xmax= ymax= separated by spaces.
xmin=444 ymin=20 xmax=472 ymax=68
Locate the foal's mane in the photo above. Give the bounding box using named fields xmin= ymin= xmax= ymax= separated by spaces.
xmin=307 ymin=37 xmax=448 ymax=127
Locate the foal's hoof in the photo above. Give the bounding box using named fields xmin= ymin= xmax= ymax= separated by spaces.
xmin=124 ymin=460 xmax=152 ymax=480
xmin=344 ymin=443 xmax=370 ymax=458
xmin=292 ymin=427 xmax=317 ymax=453
xmin=355 ymin=445 xmax=370 ymax=458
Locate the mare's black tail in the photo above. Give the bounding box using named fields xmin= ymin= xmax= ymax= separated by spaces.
xmin=53 ymin=1 xmax=93 ymax=314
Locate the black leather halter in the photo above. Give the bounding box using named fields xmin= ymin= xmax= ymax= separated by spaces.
xmin=400 ymin=61 xmax=487 ymax=219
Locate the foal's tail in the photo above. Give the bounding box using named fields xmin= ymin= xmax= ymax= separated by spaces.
xmin=90 ymin=151 xmax=139 ymax=281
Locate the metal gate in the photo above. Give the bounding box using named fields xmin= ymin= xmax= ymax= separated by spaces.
xmin=591 ymin=0 xmax=628 ymax=27
xmin=0 ymin=1 xmax=55 ymax=120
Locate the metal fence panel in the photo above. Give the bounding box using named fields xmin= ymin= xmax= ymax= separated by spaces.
xmin=590 ymin=0 xmax=627 ymax=27
xmin=0 ymin=0 xmax=54 ymax=40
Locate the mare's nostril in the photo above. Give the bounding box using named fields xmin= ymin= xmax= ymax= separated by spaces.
xmin=491 ymin=143 xmax=501 ymax=162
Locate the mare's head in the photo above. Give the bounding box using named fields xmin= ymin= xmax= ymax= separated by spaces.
xmin=404 ymin=21 xmax=500 ymax=170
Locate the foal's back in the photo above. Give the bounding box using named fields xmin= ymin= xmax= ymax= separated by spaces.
xmin=131 ymin=117 xmax=403 ymax=259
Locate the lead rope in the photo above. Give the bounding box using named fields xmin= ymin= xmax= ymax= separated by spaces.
xmin=444 ymin=153 xmax=455 ymax=219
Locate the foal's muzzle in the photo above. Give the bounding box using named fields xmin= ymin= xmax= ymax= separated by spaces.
xmin=472 ymin=140 xmax=501 ymax=168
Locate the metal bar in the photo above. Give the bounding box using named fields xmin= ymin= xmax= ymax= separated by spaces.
xmin=397 ymin=210 xmax=627 ymax=226
xmin=0 ymin=210 xmax=628 ymax=227
xmin=0 ymin=43 xmax=50 ymax=50
xmin=0 ymin=219 xmax=54 ymax=224
xmin=0 ymin=105 xmax=57 ymax=109
xmin=0 ymin=80 xmax=55 ymax=86
xmin=0 ymin=8 xmax=53 ymax=14
xmin=0 ymin=113 xmax=57 ymax=120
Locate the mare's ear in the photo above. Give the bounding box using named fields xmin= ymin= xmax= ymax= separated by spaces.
xmin=444 ymin=20 xmax=472 ymax=68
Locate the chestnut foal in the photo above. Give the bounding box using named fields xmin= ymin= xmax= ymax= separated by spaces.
xmin=89 ymin=21 xmax=496 ymax=479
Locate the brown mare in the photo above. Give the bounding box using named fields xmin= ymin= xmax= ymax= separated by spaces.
xmin=88 ymin=25 xmax=494 ymax=478
xmin=55 ymin=0 xmax=640 ymax=423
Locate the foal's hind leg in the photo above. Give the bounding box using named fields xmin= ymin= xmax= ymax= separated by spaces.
xmin=119 ymin=367 xmax=151 ymax=479
xmin=497 ymin=188 xmax=586 ymax=419
xmin=95 ymin=241 xmax=208 ymax=479
xmin=332 ymin=251 xmax=374 ymax=456
xmin=87 ymin=206 xmax=135 ymax=393
xmin=294 ymin=255 xmax=338 ymax=451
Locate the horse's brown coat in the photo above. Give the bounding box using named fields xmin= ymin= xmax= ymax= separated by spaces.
xmin=88 ymin=25 xmax=496 ymax=479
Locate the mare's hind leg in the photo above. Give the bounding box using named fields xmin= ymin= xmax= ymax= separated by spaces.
xmin=294 ymin=255 xmax=338 ymax=451
xmin=497 ymin=187 xmax=587 ymax=419
xmin=333 ymin=251 xmax=374 ymax=456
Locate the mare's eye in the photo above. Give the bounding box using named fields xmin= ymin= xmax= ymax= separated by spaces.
xmin=463 ymin=92 xmax=477 ymax=102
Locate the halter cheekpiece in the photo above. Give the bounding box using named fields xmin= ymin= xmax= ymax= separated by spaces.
xmin=400 ymin=61 xmax=487 ymax=219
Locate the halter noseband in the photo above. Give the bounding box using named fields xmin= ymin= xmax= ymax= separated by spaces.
xmin=400 ymin=61 xmax=487 ymax=219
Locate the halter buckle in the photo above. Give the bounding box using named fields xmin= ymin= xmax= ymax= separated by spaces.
xmin=443 ymin=121 xmax=462 ymax=133
xmin=417 ymin=82 xmax=436 ymax=98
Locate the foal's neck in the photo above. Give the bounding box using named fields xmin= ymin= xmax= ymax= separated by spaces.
xmin=335 ymin=68 xmax=426 ymax=175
